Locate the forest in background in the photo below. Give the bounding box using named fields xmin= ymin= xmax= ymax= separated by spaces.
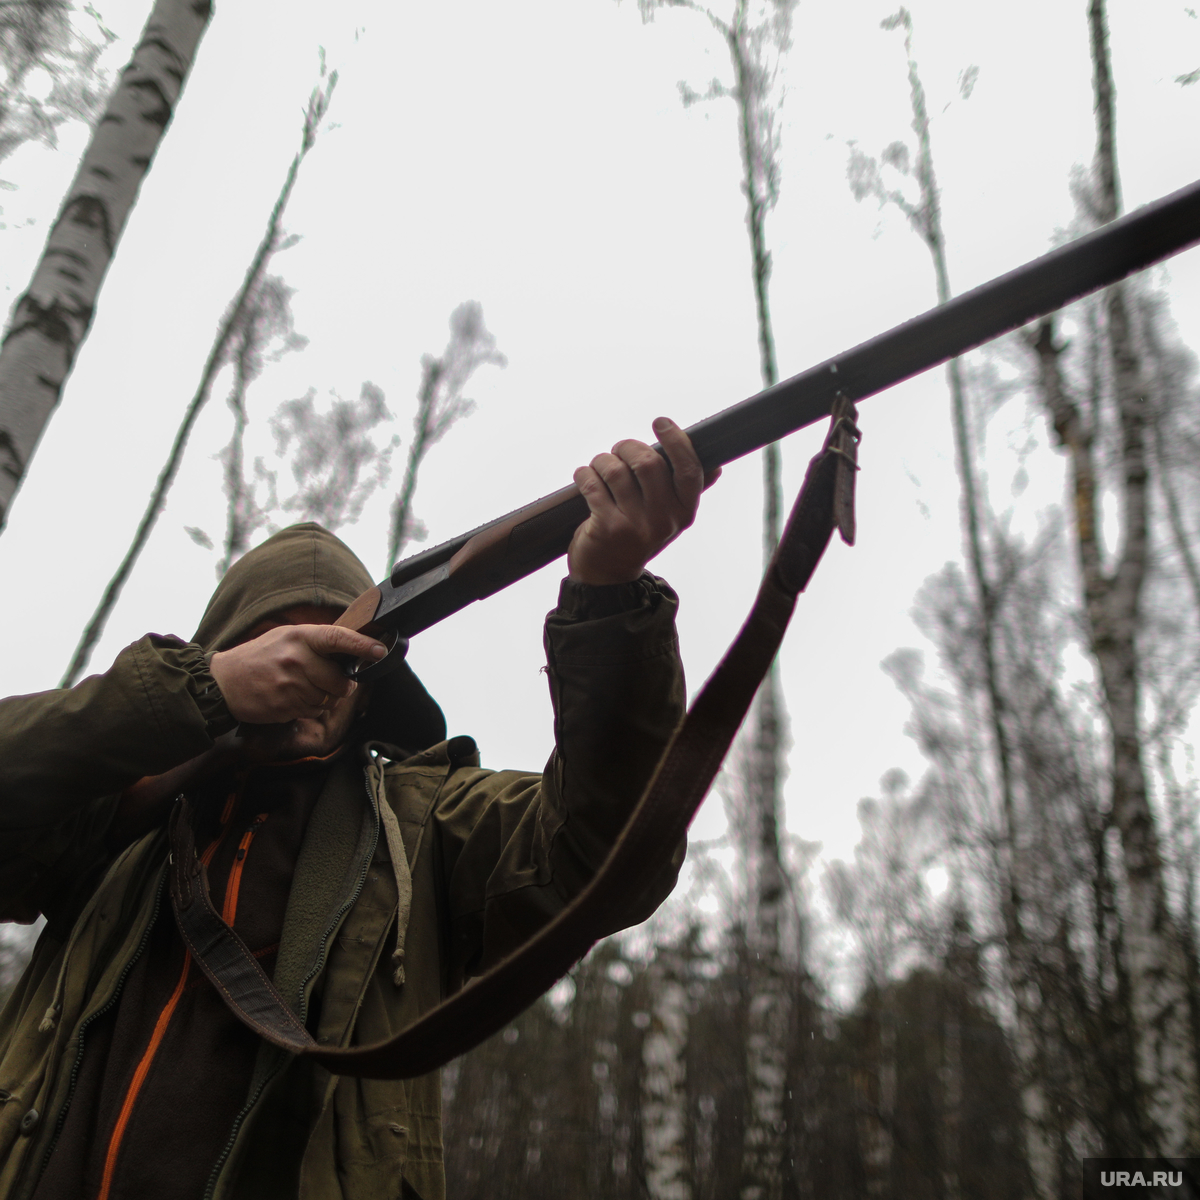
xmin=2 ymin=0 xmax=1200 ymax=1196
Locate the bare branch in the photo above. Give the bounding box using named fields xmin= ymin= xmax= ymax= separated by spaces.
xmin=215 ymin=273 xmax=305 ymax=575
xmin=385 ymin=300 xmax=505 ymax=571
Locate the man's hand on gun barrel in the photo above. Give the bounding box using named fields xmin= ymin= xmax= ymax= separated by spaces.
xmin=568 ymin=417 xmax=720 ymax=587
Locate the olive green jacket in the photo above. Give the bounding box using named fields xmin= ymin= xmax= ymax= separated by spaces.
xmin=0 ymin=576 xmax=685 ymax=1200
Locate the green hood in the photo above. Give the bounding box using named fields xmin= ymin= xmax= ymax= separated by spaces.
xmin=193 ymin=523 xmax=446 ymax=752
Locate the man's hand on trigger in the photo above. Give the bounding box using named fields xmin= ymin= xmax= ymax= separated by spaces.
xmin=209 ymin=624 xmax=387 ymax=726
xmin=567 ymin=417 xmax=721 ymax=587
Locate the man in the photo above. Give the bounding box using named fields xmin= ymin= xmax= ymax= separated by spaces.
xmin=0 ymin=419 xmax=718 ymax=1200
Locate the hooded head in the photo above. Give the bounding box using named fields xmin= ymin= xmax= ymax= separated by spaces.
xmin=193 ymin=523 xmax=445 ymax=753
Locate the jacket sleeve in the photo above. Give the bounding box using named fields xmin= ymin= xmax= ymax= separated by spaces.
xmin=0 ymin=635 xmax=236 ymax=924
xmin=432 ymin=573 xmax=687 ymax=988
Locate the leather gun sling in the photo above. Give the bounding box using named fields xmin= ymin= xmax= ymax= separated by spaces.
xmin=170 ymin=398 xmax=861 ymax=1080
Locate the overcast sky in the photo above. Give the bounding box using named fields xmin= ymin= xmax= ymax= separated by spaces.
xmin=1 ymin=0 xmax=1197 ymax=889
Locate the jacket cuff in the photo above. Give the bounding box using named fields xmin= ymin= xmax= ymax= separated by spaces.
xmin=159 ymin=639 xmax=238 ymax=739
xmin=553 ymin=572 xmax=662 ymax=622
xmin=546 ymin=573 xmax=680 ymax=671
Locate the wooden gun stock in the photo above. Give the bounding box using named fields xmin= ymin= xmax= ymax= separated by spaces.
xmin=337 ymin=177 xmax=1200 ymax=665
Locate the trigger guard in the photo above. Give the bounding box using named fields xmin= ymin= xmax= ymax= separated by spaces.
xmin=345 ymin=634 xmax=410 ymax=683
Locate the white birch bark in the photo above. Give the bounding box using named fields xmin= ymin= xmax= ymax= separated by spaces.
xmin=1016 ymin=1 xmax=1200 ymax=1153
xmin=855 ymin=12 xmax=1069 ymax=1183
xmin=731 ymin=3 xmax=794 ymax=1187
xmin=741 ymin=961 xmax=789 ymax=1200
xmin=641 ymin=951 xmax=692 ymax=1200
xmin=741 ymin=694 xmax=791 ymax=1200
xmin=1087 ymin=0 xmax=1199 ymax=1152
xmin=634 ymin=4 xmax=797 ymax=1187
xmin=1032 ymin=306 xmax=1199 ymax=1154
xmin=0 ymin=0 xmax=211 ymax=526
xmin=852 ymin=16 xmax=1062 ymax=1186
xmin=1007 ymin=986 xmax=1057 ymax=1200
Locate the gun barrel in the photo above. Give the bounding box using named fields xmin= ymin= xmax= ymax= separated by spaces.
xmin=364 ymin=176 xmax=1200 ymax=640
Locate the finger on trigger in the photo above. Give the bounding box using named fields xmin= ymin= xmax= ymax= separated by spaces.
xmin=309 ymin=623 xmax=388 ymax=663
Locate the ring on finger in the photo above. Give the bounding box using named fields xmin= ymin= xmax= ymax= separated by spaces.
xmin=319 ymin=692 xmax=330 ymax=709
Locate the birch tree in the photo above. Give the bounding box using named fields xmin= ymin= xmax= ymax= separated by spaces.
xmin=1021 ymin=0 xmax=1199 ymax=1156
xmin=632 ymin=4 xmax=798 ymax=1192
xmin=880 ymin=251 xmax=1200 ymax=1170
xmin=844 ymin=13 xmax=1077 ymax=1189
xmin=886 ymin=537 xmax=1144 ymax=1186
xmin=846 ymin=10 xmax=1018 ymax=1005
xmin=641 ymin=940 xmax=693 ymax=1200
xmin=0 ymin=0 xmax=211 ymax=526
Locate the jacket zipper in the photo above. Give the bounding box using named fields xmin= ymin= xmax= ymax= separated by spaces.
xmin=220 ymin=815 xmax=267 ymax=926
xmin=201 ymin=766 xmax=382 ymax=1200
xmin=32 ymin=865 xmax=168 ymax=1189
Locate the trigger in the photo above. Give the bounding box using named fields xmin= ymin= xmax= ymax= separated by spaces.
xmin=344 ymin=633 xmax=410 ymax=683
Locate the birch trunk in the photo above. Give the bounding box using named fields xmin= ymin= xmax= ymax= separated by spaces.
xmin=0 ymin=0 xmax=212 ymax=526
xmin=889 ymin=9 xmax=1024 ymax=966
xmin=1031 ymin=309 xmax=1198 ymax=1151
xmin=729 ymin=7 xmax=791 ymax=1193
xmin=1012 ymin=1008 xmax=1057 ymax=1200
xmin=741 ymin=669 xmax=790 ymax=1200
xmin=636 ymin=3 xmax=796 ymax=1187
xmin=884 ymin=13 xmax=1060 ymax=1187
xmin=1139 ymin=304 xmax=1200 ymax=616
xmin=1020 ymin=0 xmax=1200 ymax=1153
xmin=642 ymin=948 xmax=692 ymax=1200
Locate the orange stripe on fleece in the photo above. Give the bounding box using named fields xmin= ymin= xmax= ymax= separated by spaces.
xmin=96 ymin=952 xmax=191 ymax=1200
xmin=200 ymin=831 xmax=223 ymax=869
xmin=95 ymin=820 xmax=231 ymax=1200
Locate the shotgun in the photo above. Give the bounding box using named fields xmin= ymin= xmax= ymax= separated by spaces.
xmin=337 ymin=177 xmax=1200 ymax=678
